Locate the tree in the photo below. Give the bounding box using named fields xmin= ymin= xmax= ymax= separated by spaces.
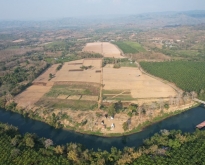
xmin=49 ymin=73 xmax=53 ymax=79
xmin=123 ymin=121 xmax=129 ymax=131
xmin=108 ymin=103 xmax=116 ymax=117
xmin=26 ymin=137 xmax=35 ymax=148
xmin=44 ymin=139 xmax=53 ymax=148
xmin=55 ymin=145 xmax=65 ymax=155
xmin=164 ymin=104 xmax=169 ymax=110
xmin=10 ymin=148 xmax=20 ymax=157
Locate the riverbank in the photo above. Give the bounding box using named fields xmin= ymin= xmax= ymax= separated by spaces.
xmin=76 ymin=102 xmax=199 ymax=137
xmin=0 ymin=101 xmax=199 ymax=138
xmin=0 ymin=103 xmax=204 ymax=151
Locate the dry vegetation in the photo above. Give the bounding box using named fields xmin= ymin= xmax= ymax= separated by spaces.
xmin=83 ymin=42 xmax=125 ymax=58
xmin=15 ymin=59 xmax=102 ymax=110
xmin=103 ymin=66 xmax=177 ymax=100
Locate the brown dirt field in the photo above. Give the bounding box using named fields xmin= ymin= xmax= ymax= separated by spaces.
xmin=14 ymin=85 xmax=52 ymax=108
xmin=83 ymin=42 xmax=124 ymax=58
xmin=103 ymin=67 xmax=177 ymax=99
xmin=51 ymin=59 xmax=102 ymax=83
xmin=34 ymin=64 xmax=59 ymax=83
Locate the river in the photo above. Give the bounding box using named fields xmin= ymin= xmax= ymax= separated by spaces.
xmin=0 ymin=105 xmax=205 ymax=151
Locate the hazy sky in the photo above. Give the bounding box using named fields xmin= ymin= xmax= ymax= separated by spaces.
xmin=1 ymin=0 xmax=205 ymax=20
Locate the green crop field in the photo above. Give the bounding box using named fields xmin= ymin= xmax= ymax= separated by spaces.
xmin=45 ymin=84 xmax=99 ymax=97
xmin=140 ymin=61 xmax=205 ymax=100
xmin=113 ymin=41 xmax=145 ymax=54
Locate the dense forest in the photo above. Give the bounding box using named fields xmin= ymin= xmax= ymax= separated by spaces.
xmin=140 ymin=61 xmax=205 ymax=101
xmin=1 ymin=122 xmax=205 ymax=165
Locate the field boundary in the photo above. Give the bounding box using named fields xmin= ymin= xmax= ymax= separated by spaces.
xmin=137 ymin=61 xmax=182 ymax=94
xmin=53 ymin=81 xmax=101 ymax=87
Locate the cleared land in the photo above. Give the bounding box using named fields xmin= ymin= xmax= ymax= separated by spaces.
xmin=103 ymin=66 xmax=177 ymax=100
xmin=14 ymin=85 xmax=52 ymax=108
xmin=15 ymin=59 xmax=102 ymax=109
xmin=34 ymin=64 xmax=59 ymax=83
xmin=51 ymin=59 xmax=102 ymax=83
xmin=83 ymin=42 xmax=124 ymax=58
xmin=36 ymin=83 xmax=100 ymax=110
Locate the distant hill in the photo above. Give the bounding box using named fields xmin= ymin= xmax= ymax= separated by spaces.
xmin=1 ymin=10 xmax=205 ymax=30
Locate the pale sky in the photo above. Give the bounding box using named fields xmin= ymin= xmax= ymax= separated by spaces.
xmin=1 ymin=0 xmax=205 ymax=20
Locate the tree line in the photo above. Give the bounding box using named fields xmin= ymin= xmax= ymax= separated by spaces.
xmin=1 ymin=122 xmax=205 ymax=164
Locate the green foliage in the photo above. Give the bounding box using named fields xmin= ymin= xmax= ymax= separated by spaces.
xmin=103 ymin=57 xmax=136 ymax=67
xmin=45 ymin=84 xmax=99 ymax=97
xmin=80 ymin=65 xmax=92 ymax=70
xmin=164 ymin=103 xmax=169 ymax=109
xmin=81 ymin=119 xmax=87 ymax=126
xmin=49 ymin=73 xmax=53 ymax=79
xmin=113 ymin=41 xmax=145 ymax=54
xmin=1 ymin=122 xmax=205 ymax=164
xmin=113 ymin=63 xmax=121 ymax=68
xmin=56 ymin=64 xmax=63 ymax=71
xmin=0 ymin=97 xmax=6 ymax=108
xmin=44 ymin=41 xmax=74 ymax=52
xmin=45 ymin=53 xmax=103 ymax=64
xmin=140 ymin=61 xmax=205 ymax=100
xmin=5 ymin=101 xmax=17 ymax=111
xmin=122 ymin=121 xmax=129 ymax=131
xmin=108 ymin=103 xmax=116 ymax=117
xmin=127 ymin=111 xmax=132 ymax=117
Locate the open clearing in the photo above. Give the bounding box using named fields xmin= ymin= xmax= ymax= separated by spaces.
xmin=83 ymin=42 xmax=124 ymax=58
xmin=15 ymin=59 xmax=102 ymax=109
xmin=14 ymin=85 xmax=52 ymax=108
xmin=103 ymin=66 xmax=177 ymax=99
xmin=51 ymin=59 xmax=102 ymax=83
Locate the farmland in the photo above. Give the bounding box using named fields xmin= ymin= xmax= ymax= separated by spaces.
xmin=113 ymin=41 xmax=146 ymax=54
xmin=140 ymin=61 xmax=205 ymax=100
xmin=15 ymin=59 xmax=102 ymax=110
xmin=103 ymin=66 xmax=177 ymax=100
xmin=83 ymin=42 xmax=124 ymax=58
xmin=0 ymin=21 xmax=202 ymax=136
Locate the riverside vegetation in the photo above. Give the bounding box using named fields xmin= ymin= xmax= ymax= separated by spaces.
xmin=1 ymin=122 xmax=205 ymax=165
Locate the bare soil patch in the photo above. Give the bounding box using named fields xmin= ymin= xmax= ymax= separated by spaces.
xmin=103 ymin=67 xmax=177 ymax=99
xmin=51 ymin=59 xmax=102 ymax=83
xmin=34 ymin=64 xmax=59 ymax=83
xmin=15 ymin=85 xmax=52 ymax=108
xmin=83 ymin=42 xmax=124 ymax=58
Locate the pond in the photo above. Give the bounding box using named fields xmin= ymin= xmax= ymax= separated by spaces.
xmin=0 ymin=105 xmax=205 ymax=151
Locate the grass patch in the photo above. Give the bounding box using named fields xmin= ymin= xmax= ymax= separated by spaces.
xmin=124 ymin=41 xmax=146 ymax=52
xmin=104 ymin=94 xmax=136 ymax=101
xmin=120 ymin=61 xmax=137 ymax=67
xmin=113 ymin=41 xmax=145 ymax=54
xmin=45 ymin=84 xmax=100 ymax=97
xmin=102 ymin=90 xmax=125 ymax=95
xmin=35 ymin=98 xmax=98 ymax=111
